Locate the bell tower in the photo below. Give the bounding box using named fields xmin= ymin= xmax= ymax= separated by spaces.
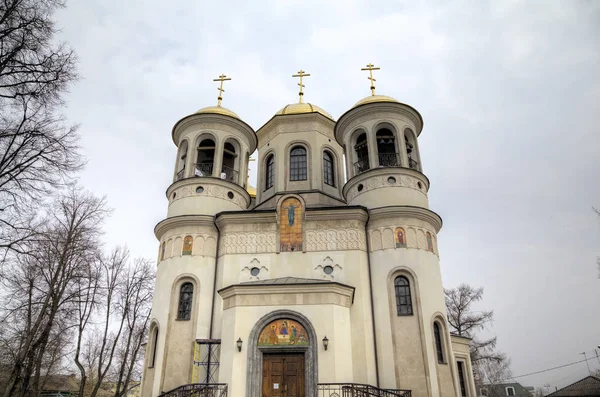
xmin=335 ymin=65 xmax=456 ymax=396
xmin=141 ymin=75 xmax=257 ymax=397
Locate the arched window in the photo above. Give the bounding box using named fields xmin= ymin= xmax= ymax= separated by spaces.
xmin=265 ymin=154 xmax=275 ymax=190
xmin=149 ymin=326 xmax=159 ymax=368
xmin=196 ymin=138 xmax=216 ymax=177
xmin=434 ymin=321 xmax=444 ymax=363
xmin=176 ymin=140 xmax=188 ymax=181
xmin=323 ymin=151 xmax=335 ymax=186
xmin=160 ymin=242 xmax=166 ymax=261
xmin=394 ymin=276 xmax=413 ymax=315
xmin=377 ymin=128 xmax=398 ymax=166
xmin=222 ymin=141 xmax=238 ymax=183
xmin=404 ymin=129 xmax=419 ymax=170
xmin=177 ymin=283 xmax=194 ymax=320
xmin=354 ymin=133 xmax=369 ymax=174
xmin=289 ymin=146 xmax=307 ymax=181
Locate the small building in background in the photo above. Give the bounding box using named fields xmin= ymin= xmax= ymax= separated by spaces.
xmin=546 ymin=376 xmax=600 ymax=397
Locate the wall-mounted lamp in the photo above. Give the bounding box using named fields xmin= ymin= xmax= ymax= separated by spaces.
xmin=237 ymin=338 xmax=243 ymax=352
xmin=322 ymin=336 xmax=329 ymax=351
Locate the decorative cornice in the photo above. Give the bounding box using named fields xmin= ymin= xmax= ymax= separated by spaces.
xmin=215 ymin=211 xmax=277 ymax=228
xmin=368 ymin=206 xmax=443 ymax=232
xmin=304 ymin=207 xmax=368 ymax=223
xmin=335 ymin=102 xmax=424 ymax=144
xmin=154 ymin=214 xmax=216 ymax=239
xmin=172 ymin=113 xmax=257 ymax=151
xmin=257 ymin=112 xmax=336 ymax=148
xmin=218 ymin=281 xmax=355 ymax=309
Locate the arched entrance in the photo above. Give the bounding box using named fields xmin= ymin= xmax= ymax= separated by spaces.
xmin=246 ymin=310 xmax=318 ymax=397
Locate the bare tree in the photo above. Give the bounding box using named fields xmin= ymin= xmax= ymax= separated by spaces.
xmin=478 ymin=357 xmax=513 ymax=396
xmin=0 ymin=0 xmax=83 ymax=258
xmin=0 ymin=187 xmax=108 ymax=397
xmin=445 ymin=284 xmax=510 ymax=390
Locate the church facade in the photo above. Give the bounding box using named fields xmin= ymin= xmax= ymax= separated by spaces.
xmin=140 ymin=69 xmax=477 ymax=397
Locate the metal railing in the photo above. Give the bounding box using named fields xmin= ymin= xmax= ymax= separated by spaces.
xmin=195 ymin=162 xmax=214 ymax=177
xmin=354 ymin=158 xmax=370 ymax=175
xmin=220 ymin=165 xmax=239 ymax=183
xmin=176 ymin=168 xmax=185 ymax=180
xmin=408 ymin=158 xmax=418 ymax=170
xmin=318 ymin=383 xmax=411 ymax=397
xmin=378 ymin=153 xmax=400 ymax=167
xmin=158 ymin=383 xmax=227 ymax=397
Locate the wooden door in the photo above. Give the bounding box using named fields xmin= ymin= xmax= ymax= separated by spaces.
xmin=262 ymin=353 xmax=305 ymax=397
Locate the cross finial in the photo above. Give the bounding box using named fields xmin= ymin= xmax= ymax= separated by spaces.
xmin=213 ymin=74 xmax=232 ymax=106
xmin=292 ymin=70 xmax=311 ymax=103
xmin=361 ymin=63 xmax=380 ymax=96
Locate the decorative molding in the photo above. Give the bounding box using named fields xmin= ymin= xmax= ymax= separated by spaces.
xmin=368 ymin=225 xmax=439 ymax=256
xmin=172 ymin=113 xmax=257 ymax=151
xmin=335 ymin=102 xmax=424 ymax=145
xmin=154 ymin=214 xmax=216 ymax=239
xmin=343 ymin=167 xmax=429 ymax=202
xmin=314 ymin=257 xmax=343 ymax=280
xmin=241 ymin=258 xmax=269 ymax=281
xmin=218 ymin=231 xmax=277 ymax=256
xmin=368 ymin=206 xmax=443 ymax=232
xmin=158 ymin=233 xmax=218 ymax=262
xmin=167 ymin=177 xmax=250 ymax=209
xmin=218 ymin=282 xmax=355 ymax=309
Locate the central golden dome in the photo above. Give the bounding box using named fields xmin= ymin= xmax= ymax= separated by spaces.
xmin=276 ymin=102 xmax=334 ymax=120
xmin=352 ymin=94 xmax=400 ymax=108
xmin=195 ymin=105 xmax=240 ymax=120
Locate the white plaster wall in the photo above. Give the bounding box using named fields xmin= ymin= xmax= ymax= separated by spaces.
xmin=147 ymin=254 xmax=217 ymax=396
xmin=211 ymin=249 xmax=378 ymax=386
xmin=370 ymin=242 xmax=448 ymax=397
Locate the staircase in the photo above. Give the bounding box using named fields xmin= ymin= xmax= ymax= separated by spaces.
xmin=157 ymin=383 xmax=227 ymax=397
xmin=317 ymin=383 xmax=412 ymax=397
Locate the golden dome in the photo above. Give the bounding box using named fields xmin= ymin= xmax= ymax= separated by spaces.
xmin=246 ymin=184 xmax=256 ymax=199
xmin=352 ymin=94 xmax=400 ymax=108
xmin=276 ymin=102 xmax=334 ymax=120
xmin=195 ymin=105 xmax=240 ymax=120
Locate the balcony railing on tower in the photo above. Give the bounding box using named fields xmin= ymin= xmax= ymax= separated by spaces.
xmin=220 ymin=165 xmax=239 ymax=183
xmin=195 ymin=162 xmax=214 ymax=177
xmin=176 ymin=168 xmax=186 ymax=180
xmin=378 ymin=153 xmax=400 ymax=167
xmin=408 ymin=158 xmax=418 ymax=170
xmin=158 ymin=383 xmax=227 ymax=397
xmin=354 ymin=158 xmax=370 ymax=175
xmin=318 ymin=383 xmax=411 ymax=397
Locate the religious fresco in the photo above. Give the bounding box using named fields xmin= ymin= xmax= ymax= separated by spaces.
xmin=279 ymin=197 xmax=303 ymax=252
xmin=426 ymin=232 xmax=433 ymax=252
xmin=258 ymin=319 xmax=309 ymax=346
xmin=182 ymin=236 xmax=193 ymax=255
xmin=395 ymin=227 xmax=407 ymax=248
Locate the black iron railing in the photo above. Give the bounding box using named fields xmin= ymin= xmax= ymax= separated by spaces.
xmin=176 ymin=168 xmax=186 ymax=180
xmin=195 ymin=162 xmax=214 ymax=177
xmin=220 ymin=165 xmax=239 ymax=183
xmin=378 ymin=153 xmax=400 ymax=167
xmin=158 ymin=383 xmax=227 ymax=397
xmin=354 ymin=158 xmax=370 ymax=175
xmin=318 ymin=383 xmax=411 ymax=397
xmin=408 ymin=158 xmax=418 ymax=170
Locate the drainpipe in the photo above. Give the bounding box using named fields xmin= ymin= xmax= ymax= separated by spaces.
xmin=364 ymin=211 xmax=380 ymax=387
xmin=209 ymin=219 xmax=220 ymax=339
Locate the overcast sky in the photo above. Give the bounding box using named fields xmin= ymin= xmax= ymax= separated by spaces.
xmin=55 ymin=0 xmax=600 ymax=391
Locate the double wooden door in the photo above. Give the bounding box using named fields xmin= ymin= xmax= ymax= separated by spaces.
xmin=262 ymin=353 xmax=305 ymax=397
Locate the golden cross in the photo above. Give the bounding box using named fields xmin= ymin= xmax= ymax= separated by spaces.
xmin=361 ymin=63 xmax=380 ymax=96
xmin=213 ymin=74 xmax=231 ymax=106
xmin=292 ymin=70 xmax=311 ymax=103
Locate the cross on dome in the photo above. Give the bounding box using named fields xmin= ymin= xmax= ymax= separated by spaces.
xmin=213 ymin=73 xmax=231 ymax=106
xmin=292 ymin=70 xmax=311 ymax=103
xmin=361 ymin=63 xmax=380 ymax=96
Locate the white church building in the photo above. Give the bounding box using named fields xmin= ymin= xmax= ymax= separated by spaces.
xmin=140 ymin=67 xmax=477 ymax=397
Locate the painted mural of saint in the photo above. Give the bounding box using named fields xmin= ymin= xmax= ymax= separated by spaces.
xmin=279 ymin=320 xmax=289 ymax=336
xmin=268 ymin=325 xmax=278 ymax=344
xmin=289 ymin=325 xmax=297 ymax=344
xmin=395 ymin=228 xmax=406 ymax=248
xmin=283 ymin=203 xmax=297 ymax=226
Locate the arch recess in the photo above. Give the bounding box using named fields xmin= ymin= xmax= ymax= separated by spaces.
xmin=246 ymin=310 xmax=318 ymax=397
